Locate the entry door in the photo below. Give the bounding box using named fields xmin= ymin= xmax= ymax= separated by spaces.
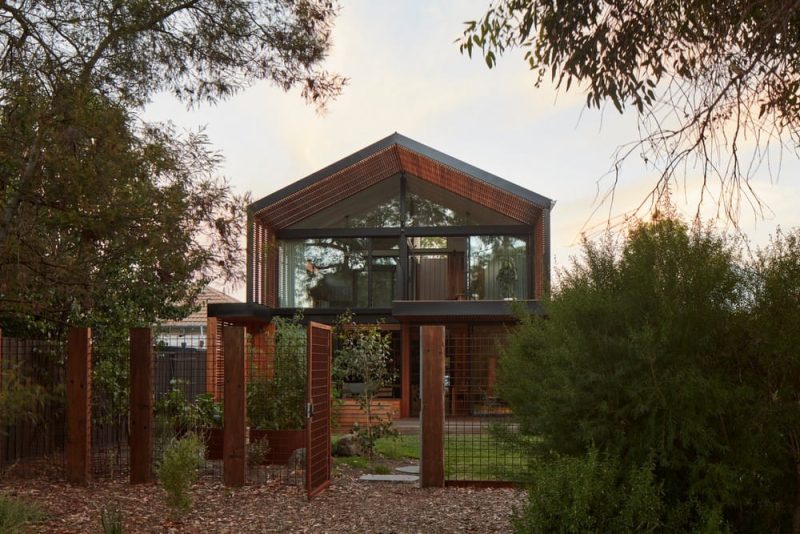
xmin=306 ymin=321 xmax=332 ymax=499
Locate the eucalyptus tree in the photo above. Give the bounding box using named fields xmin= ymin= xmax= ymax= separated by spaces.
xmin=460 ymin=1 xmax=800 ymax=223
xmin=0 ymin=0 xmax=345 ymax=330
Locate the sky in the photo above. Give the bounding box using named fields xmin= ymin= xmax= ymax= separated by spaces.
xmin=143 ymin=1 xmax=800 ymax=298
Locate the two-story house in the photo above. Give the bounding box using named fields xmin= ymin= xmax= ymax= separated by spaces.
xmin=209 ymin=133 xmax=553 ymax=421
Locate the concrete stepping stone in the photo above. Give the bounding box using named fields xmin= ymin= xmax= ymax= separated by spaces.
xmin=395 ymin=465 xmax=419 ymax=474
xmin=359 ymin=474 xmax=419 ymax=483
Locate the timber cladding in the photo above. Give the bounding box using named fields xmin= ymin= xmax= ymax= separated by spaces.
xmin=252 ymin=144 xmax=544 ymax=230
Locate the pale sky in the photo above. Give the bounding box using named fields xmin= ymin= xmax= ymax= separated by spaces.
xmin=143 ymin=1 xmax=800 ymax=298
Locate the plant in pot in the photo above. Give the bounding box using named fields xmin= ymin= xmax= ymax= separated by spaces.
xmin=155 ymin=380 xmax=223 ymax=459
xmin=333 ymin=312 xmax=397 ymax=459
xmin=248 ymin=313 xmax=307 ymax=465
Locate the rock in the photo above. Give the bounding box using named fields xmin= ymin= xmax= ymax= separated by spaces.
xmin=333 ymin=434 xmax=363 ymax=457
xmin=288 ymin=447 xmax=305 ymax=469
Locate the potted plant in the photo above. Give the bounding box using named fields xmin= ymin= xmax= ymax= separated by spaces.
xmin=248 ymin=313 xmax=307 ymax=465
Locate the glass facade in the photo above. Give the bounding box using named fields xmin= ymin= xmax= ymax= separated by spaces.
xmin=279 ymin=238 xmax=368 ymax=308
xmin=279 ymin=234 xmax=529 ymax=307
xmin=468 ymin=236 xmax=527 ymax=300
xmin=277 ymin=174 xmax=533 ymax=307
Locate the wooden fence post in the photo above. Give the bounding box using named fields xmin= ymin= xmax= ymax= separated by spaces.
xmin=66 ymin=327 xmax=91 ymax=485
xmin=129 ymin=328 xmax=154 ymax=484
xmin=223 ymin=325 xmax=246 ymax=487
xmin=420 ymin=325 xmax=445 ymax=488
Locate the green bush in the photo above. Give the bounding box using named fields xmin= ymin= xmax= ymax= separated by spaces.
xmin=100 ymin=502 xmax=123 ymax=534
xmin=501 ymin=216 xmax=797 ymax=531
xmin=0 ymin=493 xmax=43 ymax=533
xmin=515 ymin=449 xmax=662 ymax=533
xmin=248 ymin=313 xmax=307 ymax=430
xmin=157 ymin=433 xmax=204 ymax=513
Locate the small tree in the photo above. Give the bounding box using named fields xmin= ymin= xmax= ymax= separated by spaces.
xmin=248 ymin=313 xmax=307 ymax=430
xmin=333 ymin=312 xmax=395 ymax=458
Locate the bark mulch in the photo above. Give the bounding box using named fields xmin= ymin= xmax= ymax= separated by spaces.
xmin=0 ymin=465 xmax=525 ymax=533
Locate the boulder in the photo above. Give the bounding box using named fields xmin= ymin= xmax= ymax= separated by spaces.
xmin=288 ymin=447 xmax=305 ymax=469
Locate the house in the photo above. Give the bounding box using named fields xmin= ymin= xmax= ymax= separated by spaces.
xmin=158 ymin=286 xmax=239 ymax=400
xmin=159 ymin=286 xmax=240 ymax=349
xmin=209 ymin=133 xmax=553 ymax=421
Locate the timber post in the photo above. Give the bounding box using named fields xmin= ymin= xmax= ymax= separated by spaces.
xmin=66 ymin=326 xmax=92 ymax=485
xmin=420 ymin=325 xmax=445 ymax=488
xmin=223 ymin=325 xmax=247 ymax=487
xmin=129 ymin=327 xmax=154 ymax=484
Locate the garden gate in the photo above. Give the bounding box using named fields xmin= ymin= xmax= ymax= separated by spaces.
xmin=306 ymin=321 xmax=332 ymax=499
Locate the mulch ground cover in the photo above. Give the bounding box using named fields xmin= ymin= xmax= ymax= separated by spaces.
xmin=0 ymin=464 xmax=524 ymax=533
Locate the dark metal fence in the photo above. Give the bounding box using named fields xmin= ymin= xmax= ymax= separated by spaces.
xmin=91 ymin=337 xmax=130 ymax=478
xmin=444 ymin=326 xmax=526 ymax=484
xmin=0 ymin=335 xmax=67 ymax=478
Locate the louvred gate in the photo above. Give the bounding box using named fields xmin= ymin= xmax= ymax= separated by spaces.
xmin=306 ymin=321 xmax=332 ymax=499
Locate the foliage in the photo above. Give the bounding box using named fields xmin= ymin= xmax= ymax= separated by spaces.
xmin=0 ymin=0 xmax=345 ymax=332
xmin=350 ymin=421 xmax=398 ymax=459
xmin=0 ymin=363 xmax=48 ymax=428
xmin=248 ymin=436 xmax=271 ymax=467
xmin=372 ymin=463 xmax=391 ymax=475
xmin=156 ymin=380 xmax=222 ymax=435
xmin=100 ymin=502 xmax=123 ymax=534
xmin=0 ymin=492 xmax=43 ymax=533
xmin=157 ymin=432 xmax=205 ymax=513
xmin=333 ymin=312 xmax=395 ymax=457
xmin=460 ymin=1 xmax=800 ymax=221
xmin=514 ymin=449 xmax=662 ymax=534
xmin=500 ymin=215 xmax=794 ymax=531
xmin=248 ymin=313 xmax=307 ymax=430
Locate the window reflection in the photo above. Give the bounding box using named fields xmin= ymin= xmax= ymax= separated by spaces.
xmin=468 ymin=236 xmax=527 ymax=300
xmin=279 ymin=238 xmax=368 ymax=308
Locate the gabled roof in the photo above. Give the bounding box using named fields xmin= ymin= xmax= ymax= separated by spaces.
xmin=249 ymin=133 xmax=553 ymax=228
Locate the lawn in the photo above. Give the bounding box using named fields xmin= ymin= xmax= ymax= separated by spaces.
xmin=335 ymin=433 xmax=526 ymax=482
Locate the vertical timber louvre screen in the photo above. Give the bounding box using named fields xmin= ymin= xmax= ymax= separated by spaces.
xmin=306 ymin=321 xmax=332 ymax=499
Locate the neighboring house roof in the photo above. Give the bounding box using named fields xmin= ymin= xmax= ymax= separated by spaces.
xmin=162 ymin=286 xmax=240 ymax=326
xmin=249 ymin=132 xmax=554 ymax=228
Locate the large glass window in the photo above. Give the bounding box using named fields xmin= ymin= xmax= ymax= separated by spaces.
xmin=468 ymin=236 xmax=528 ymax=300
xmin=279 ymin=238 xmax=368 ymax=308
xmin=370 ymin=237 xmax=399 ymax=307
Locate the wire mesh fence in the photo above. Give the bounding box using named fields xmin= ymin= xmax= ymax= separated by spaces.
xmin=0 ymin=334 xmax=67 ymax=479
xmin=152 ymin=331 xmax=224 ymax=480
xmin=91 ymin=334 xmax=130 ymax=479
xmin=444 ymin=326 xmax=526 ymax=484
xmin=245 ymin=321 xmax=307 ymax=487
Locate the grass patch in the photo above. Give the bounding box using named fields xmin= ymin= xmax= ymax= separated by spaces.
xmin=372 ymin=463 xmax=392 ymax=475
xmin=334 ymin=455 xmax=369 ymax=469
xmin=0 ymin=493 xmax=44 ymax=533
xmin=445 ymin=434 xmax=527 ymax=481
xmin=374 ymin=434 xmax=420 ymax=460
xmin=336 ymin=431 xmax=526 ymax=481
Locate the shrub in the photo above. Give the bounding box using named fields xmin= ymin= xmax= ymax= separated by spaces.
xmin=372 ymin=463 xmax=391 ymax=475
xmin=157 ymin=433 xmax=204 ymax=513
xmin=248 ymin=436 xmax=270 ymax=466
xmin=514 ymin=449 xmax=662 ymax=533
xmin=0 ymin=493 xmax=43 ymax=533
xmin=100 ymin=502 xmax=123 ymax=534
